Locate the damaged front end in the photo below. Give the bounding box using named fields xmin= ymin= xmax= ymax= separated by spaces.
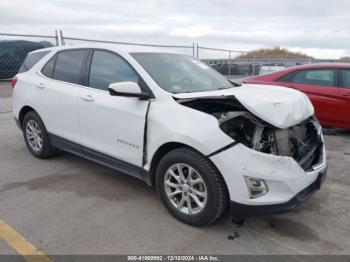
xmin=218 ymin=111 xmax=323 ymax=171
xmin=179 ymin=97 xmax=323 ymax=171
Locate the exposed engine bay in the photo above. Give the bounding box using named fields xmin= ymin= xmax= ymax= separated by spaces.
xmin=178 ymin=97 xmax=323 ymax=171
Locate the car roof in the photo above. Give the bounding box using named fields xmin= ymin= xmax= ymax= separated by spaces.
xmin=287 ymin=63 xmax=350 ymax=70
xmin=29 ymin=44 xmax=184 ymax=55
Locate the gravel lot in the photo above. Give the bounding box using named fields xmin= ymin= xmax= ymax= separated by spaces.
xmin=0 ymin=84 xmax=350 ymax=256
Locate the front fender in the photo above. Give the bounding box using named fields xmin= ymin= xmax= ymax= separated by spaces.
xmin=146 ymin=99 xmax=233 ymax=170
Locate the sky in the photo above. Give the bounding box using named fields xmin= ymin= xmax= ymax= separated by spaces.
xmin=0 ymin=0 xmax=350 ymax=59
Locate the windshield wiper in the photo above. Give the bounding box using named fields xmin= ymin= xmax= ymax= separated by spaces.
xmin=228 ymin=79 xmax=242 ymax=87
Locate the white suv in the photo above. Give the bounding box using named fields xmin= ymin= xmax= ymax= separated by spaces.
xmin=12 ymin=45 xmax=327 ymax=226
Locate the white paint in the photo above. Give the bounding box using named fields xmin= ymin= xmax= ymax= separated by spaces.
xmin=13 ymin=44 xmax=326 ymax=212
xmin=108 ymin=81 xmax=143 ymax=95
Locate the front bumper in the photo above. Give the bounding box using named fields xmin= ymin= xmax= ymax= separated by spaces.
xmin=210 ymin=140 xmax=327 ymax=219
xmin=230 ymin=166 xmax=327 ymax=221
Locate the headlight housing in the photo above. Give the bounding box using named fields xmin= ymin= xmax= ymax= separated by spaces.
xmin=219 ymin=112 xmax=258 ymax=146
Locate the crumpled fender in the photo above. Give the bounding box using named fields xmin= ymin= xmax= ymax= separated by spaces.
xmin=145 ymin=99 xmax=233 ymax=170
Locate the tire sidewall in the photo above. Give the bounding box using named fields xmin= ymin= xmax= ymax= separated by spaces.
xmin=156 ymin=149 xmax=225 ymax=226
xmin=22 ymin=111 xmax=52 ymax=158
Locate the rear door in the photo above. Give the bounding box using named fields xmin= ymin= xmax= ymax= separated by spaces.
xmin=338 ymin=69 xmax=350 ymax=127
xmin=38 ymin=49 xmax=88 ymax=144
xmin=285 ymin=69 xmax=339 ymax=126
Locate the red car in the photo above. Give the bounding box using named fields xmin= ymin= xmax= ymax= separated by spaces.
xmin=243 ymin=64 xmax=350 ymax=129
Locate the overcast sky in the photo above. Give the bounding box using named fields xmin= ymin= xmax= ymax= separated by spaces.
xmin=1 ymin=0 xmax=349 ymax=58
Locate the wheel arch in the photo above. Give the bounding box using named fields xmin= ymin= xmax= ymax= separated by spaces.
xmin=18 ymin=105 xmax=37 ymax=128
xmin=149 ymin=142 xmax=185 ymax=184
xmin=148 ymin=142 xmax=229 ymax=196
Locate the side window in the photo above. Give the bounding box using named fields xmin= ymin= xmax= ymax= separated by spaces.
xmin=88 ymin=50 xmax=139 ymax=91
xmin=41 ymin=55 xmax=56 ymax=78
xmin=341 ymin=70 xmax=350 ymax=88
xmin=19 ymin=51 xmax=50 ymax=73
xmin=53 ymin=50 xmax=88 ymax=85
xmin=277 ymin=72 xmax=296 ymax=82
xmin=292 ymin=69 xmax=335 ymax=86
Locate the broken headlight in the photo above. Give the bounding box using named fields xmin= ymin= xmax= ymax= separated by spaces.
xmin=219 ymin=111 xmax=260 ymax=146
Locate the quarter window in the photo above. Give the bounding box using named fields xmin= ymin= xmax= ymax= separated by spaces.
xmin=341 ymin=70 xmax=350 ymax=88
xmin=41 ymin=55 xmax=56 ymax=78
xmin=19 ymin=51 xmax=50 ymax=73
xmin=52 ymin=50 xmax=88 ymax=85
xmin=277 ymin=72 xmax=296 ymax=82
xmin=88 ymin=51 xmax=139 ymax=91
xmin=292 ymin=69 xmax=336 ymax=86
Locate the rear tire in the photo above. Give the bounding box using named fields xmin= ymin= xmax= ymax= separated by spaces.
xmin=22 ymin=111 xmax=55 ymax=159
xmin=156 ymin=147 xmax=228 ymax=226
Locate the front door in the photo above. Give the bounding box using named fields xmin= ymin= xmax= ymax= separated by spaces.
xmin=78 ymin=50 xmax=149 ymax=167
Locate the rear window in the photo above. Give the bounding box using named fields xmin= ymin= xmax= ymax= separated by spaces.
xmin=18 ymin=51 xmax=50 ymax=73
xmin=52 ymin=50 xmax=88 ymax=85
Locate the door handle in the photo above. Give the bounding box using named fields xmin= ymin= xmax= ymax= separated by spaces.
xmin=81 ymin=94 xmax=95 ymax=102
xmin=36 ymin=83 xmax=45 ymax=89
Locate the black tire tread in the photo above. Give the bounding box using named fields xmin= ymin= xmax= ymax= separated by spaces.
xmin=156 ymin=147 xmax=228 ymax=226
xmin=22 ymin=111 xmax=55 ymax=159
xmin=184 ymin=148 xmax=227 ymax=224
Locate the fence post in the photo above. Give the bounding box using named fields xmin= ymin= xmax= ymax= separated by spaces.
xmin=228 ymin=51 xmax=231 ymax=79
xmin=59 ymin=30 xmax=65 ymax=46
xmin=192 ymin=43 xmax=195 ymax=58
xmin=196 ymin=43 xmax=199 ymax=59
xmin=54 ymin=30 xmax=59 ymax=46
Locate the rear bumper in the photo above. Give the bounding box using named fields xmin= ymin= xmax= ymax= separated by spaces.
xmin=230 ymin=166 xmax=327 ymax=221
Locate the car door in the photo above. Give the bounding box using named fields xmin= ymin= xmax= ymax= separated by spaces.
xmin=283 ymin=69 xmax=339 ymax=126
xmin=338 ymin=69 xmax=350 ymax=127
xmin=78 ymin=49 xmax=150 ymax=167
xmin=37 ymin=49 xmax=88 ymax=145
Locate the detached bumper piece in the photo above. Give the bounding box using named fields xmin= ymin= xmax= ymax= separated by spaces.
xmin=230 ymin=166 xmax=327 ymax=222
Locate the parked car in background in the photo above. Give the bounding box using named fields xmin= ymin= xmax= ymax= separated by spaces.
xmin=0 ymin=40 xmax=52 ymax=79
xmin=243 ymin=64 xmax=350 ymax=129
xmin=12 ymin=45 xmax=327 ymax=226
xmin=259 ymin=64 xmax=286 ymax=75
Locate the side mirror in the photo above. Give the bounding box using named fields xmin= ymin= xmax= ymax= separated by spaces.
xmin=108 ymin=82 xmax=150 ymax=99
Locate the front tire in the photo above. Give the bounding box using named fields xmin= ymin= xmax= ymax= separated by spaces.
xmin=22 ymin=111 xmax=55 ymax=159
xmin=156 ymin=147 xmax=228 ymax=226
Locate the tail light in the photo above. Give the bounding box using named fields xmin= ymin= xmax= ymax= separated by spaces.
xmin=11 ymin=77 xmax=17 ymax=88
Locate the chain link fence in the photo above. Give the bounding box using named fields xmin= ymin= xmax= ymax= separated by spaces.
xmin=197 ymin=45 xmax=350 ymax=80
xmin=0 ymin=32 xmax=59 ymax=80
xmin=196 ymin=45 xmax=249 ymax=80
xmin=61 ymin=32 xmax=196 ymax=58
xmin=1 ymin=30 xmax=349 ymax=83
xmin=0 ymin=30 xmax=198 ymax=81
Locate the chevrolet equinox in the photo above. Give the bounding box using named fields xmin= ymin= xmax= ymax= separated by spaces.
xmin=12 ymin=45 xmax=327 ymax=226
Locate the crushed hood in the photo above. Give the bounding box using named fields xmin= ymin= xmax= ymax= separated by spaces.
xmin=173 ymin=84 xmax=314 ymax=129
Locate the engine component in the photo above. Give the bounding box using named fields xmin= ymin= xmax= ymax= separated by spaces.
xmin=219 ymin=112 xmax=322 ymax=171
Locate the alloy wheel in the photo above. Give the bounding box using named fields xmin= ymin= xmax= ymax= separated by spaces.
xmin=164 ymin=163 xmax=208 ymax=215
xmin=25 ymin=119 xmax=43 ymax=152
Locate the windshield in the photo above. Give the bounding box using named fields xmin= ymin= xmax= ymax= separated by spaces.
xmin=131 ymin=52 xmax=233 ymax=93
